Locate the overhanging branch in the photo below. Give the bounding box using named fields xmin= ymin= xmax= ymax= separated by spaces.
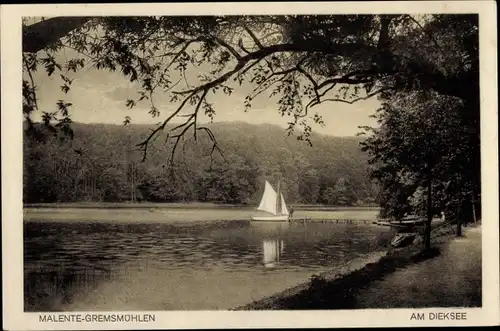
xmin=23 ymin=17 xmax=93 ymax=53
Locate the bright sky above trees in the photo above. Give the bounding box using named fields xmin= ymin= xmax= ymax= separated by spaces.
xmin=29 ymin=45 xmax=380 ymax=137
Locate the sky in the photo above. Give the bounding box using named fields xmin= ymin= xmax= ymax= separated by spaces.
xmin=30 ymin=64 xmax=380 ymax=137
xmin=26 ymin=21 xmax=381 ymax=137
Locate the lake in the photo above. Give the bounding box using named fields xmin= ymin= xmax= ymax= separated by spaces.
xmin=24 ymin=207 xmax=393 ymax=311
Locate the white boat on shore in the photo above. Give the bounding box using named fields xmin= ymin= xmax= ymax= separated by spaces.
xmin=252 ymin=180 xmax=290 ymax=222
xmin=375 ymin=215 xmax=426 ymax=228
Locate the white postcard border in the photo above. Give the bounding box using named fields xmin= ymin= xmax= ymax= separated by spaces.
xmin=2 ymin=1 xmax=498 ymax=329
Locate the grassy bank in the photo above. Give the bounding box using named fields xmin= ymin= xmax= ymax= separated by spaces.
xmin=235 ymin=221 xmax=473 ymax=310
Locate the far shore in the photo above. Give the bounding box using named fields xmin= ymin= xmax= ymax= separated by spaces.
xmin=23 ymin=201 xmax=380 ymax=211
xmin=23 ymin=203 xmax=381 ymax=223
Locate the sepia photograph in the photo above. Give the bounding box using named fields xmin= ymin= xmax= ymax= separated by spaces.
xmin=2 ymin=1 xmax=499 ymax=329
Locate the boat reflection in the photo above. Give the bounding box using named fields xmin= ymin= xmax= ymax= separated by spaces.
xmin=262 ymin=238 xmax=285 ymax=268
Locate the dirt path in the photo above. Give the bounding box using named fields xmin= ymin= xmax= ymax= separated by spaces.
xmin=354 ymin=225 xmax=482 ymax=308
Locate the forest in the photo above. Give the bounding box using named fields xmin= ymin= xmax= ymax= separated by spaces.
xmin=23 ymin=121 xmax=379 ymax=206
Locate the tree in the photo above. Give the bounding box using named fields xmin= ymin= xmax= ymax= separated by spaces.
xmin=195 ymin=154 xmax=260 ymax=204
xmin=138 ymin=168 xmax=184 ymax=202
xmin=298 ymin=168 xmax=320 ymax=203
xmin=23 ymin=137 xmax=58 ymax=203
xmin=99 ymin=167 xmax=129 ymax=201
xmin=321 ymin=187 xmax=336 ymax=206
xmin=361 ymin=89 xmax=477 ymax=249
xmin=331 ymin=177 xmax=354 ymax=206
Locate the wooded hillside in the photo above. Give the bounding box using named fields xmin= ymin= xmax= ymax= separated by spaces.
xmin=23 ymin=122 xmax=378 ymax=205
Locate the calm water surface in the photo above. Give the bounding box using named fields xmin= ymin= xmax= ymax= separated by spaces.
xmin=24 ymin=208 xmax=391 ymax=311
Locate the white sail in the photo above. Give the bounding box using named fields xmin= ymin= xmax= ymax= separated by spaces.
xmin=257 ymin=180 xmax=277 ymax=215
xmin=280 ymin=194 xmax=289 ymax=215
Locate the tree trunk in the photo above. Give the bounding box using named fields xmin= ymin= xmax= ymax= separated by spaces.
xmin=131 ymin=161 xmax=135 ymax=202
xmin=471 ymin=186 xmax=478 ymax=223
xmin=472 ymin=199 xmax=477 ymax=223
xmin=424 ymin=172 xmax=432 ymax=251
xmin=456 ymin=207 xmax=463 ymax=237
xmin=454 ymin=196 xmax=464 ymax=236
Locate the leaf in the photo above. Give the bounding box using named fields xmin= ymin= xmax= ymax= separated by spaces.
xmin=149 ymin=106 xmax=160 ymax=118
xmin=60 ymin=84 xmax=70 ymax=94
xmin=60 ymin=74 xmax=73 ymax=85
xmin=125 ymin=99 xmax=136 ymax=109
xmin=123 ymin=116 xmax=132 ymax=125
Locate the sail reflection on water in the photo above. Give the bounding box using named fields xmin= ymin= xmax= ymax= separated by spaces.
xmin=262 ymin=238 xmax=285 ymax=267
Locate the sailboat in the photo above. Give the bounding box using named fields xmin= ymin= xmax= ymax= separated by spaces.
xmin=252 ymin=180 xmax=290 ymax=222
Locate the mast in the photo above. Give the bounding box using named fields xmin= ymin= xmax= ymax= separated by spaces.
xmin=276 ymin=179 xmax=281 ymax=215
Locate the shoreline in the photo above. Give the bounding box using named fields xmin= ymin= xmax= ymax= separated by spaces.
xmin=23 ymin=202 xmax=380 ymax=211
xmin=23 ymin=215 xmax=379 ymax=224
xmin=233 ymin=250 xmax=389 ymax=310
xmin=235 ymin=222 xmax=474 ymax=310
xmin=23 ymin=204 xmax=381 ymax=223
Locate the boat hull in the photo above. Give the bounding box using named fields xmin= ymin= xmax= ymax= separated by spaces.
xmin=252 ymin=215 xmax=289 ymax=222
xmin=375 ymin=220 xmax=425 ymax=228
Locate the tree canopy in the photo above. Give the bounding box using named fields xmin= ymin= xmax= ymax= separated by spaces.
xmin=22 ymin=14 xmax=478 ymax=162
xmin=357 ymin=14 xmax=479 ymax=246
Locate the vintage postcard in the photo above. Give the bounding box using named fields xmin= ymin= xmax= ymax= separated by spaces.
xmin=1 ymin=1 xmax=499 ymax=329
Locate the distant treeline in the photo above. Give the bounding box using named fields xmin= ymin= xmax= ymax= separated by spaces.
xmin=23 ymin=122 xmax=379 ymax=205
